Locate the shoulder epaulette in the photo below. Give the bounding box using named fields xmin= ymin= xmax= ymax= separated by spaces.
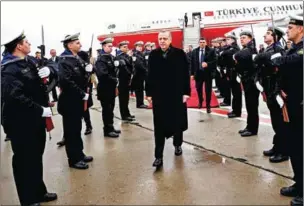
xmin=1 ymin=58 xmax=24 ymax=67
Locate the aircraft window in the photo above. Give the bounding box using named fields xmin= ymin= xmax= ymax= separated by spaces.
xmin=156 ymin=21 xmax=159 ymax=23
xmin=152 ymin=21 xmax=154 ymax=24
xmin=164 ymin=20 xmax=167 ymax=23
xmin=168 ymin=20 xmax=171 ymax=22
xmin=160 ymin=20 xmax=163 ymax=23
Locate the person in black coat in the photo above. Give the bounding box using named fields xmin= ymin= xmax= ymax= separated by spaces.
xmin=191 ymin=37 xmax=217 ymax=112
xmin=57 ymin=33 xmax=93 ymax=170
xmin=1 ymin=31 xmax=58 ymax=205
xmin=48 ymin=49 xmax=60 ymax=102
xmin=146 ymin=30 xmax=191 ymax=168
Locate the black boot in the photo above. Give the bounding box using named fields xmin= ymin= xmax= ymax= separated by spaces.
xmin=39 ymin=192 xmax=58 ymax=202
xmin=280 ymin=184 xmax=299 ymax=197
xmin=104 ymin=131 xmax=119 ymax=138
xmin=69 ymin=160 xmax=89 ymax=169
xmin=269 ymin=154 xmax=289 ymax=163
xmin=175 ymin=146 xmax=183 ymax=156
xmin=291 ymin=196 xmax=303 ymax=206
xmin=56 ymin=138 xmax=65 ymax=147
xmin=263 ymin=146 xmax=276 ymax=156
xmin=83 ymin=156 xmax=94 ymax=163
xmin=152 ymin=158 xmax=163 ymax=168
xmin=84 ymin=126 xmax=92 ymax=135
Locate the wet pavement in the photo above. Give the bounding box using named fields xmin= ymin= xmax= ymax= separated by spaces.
xmin=0 ymin=90 xmax=294 ymax=205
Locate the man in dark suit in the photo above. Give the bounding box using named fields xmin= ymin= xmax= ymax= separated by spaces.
xmin=48 ymin=49 xmax=59 ymax=102
xmin=191 ymin=37 xmax=217 ymax=113
xmin=146 ymin=30 xmax=190 ymax=168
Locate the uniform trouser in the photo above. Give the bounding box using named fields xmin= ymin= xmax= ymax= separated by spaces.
xmin=195 ymin=73 xmax=212 ymax=108
xmin=215 ymin=69 xmax=224 ymax=95
xmin=99 ymin=87 xmax=116 ymax=133
xmin=118 ymin=84 xmax=131 ymax=119
xmin=230 ymin=77 xmax=242 ymax=115
xmin=288 ymin=104 xmax=303 ymax=195
xmin=154 ymin=129 xmax=183 ymax=159
xmin=266 ymin=97 xmax=288 ymax=155
xmin=135 ymin=79 xmax=145 ymax=107
xmin=221 ymin=73 xmax=231 ymax=105
xmin=244 ymin=81 xmax=260 ymax=133
xmin=51 ymin=86 xmax=58 ymax=101
xmin=10 ymin=126 xmax=47 ymax=205
xmin=83 ymin=109 xmax=92 ymax=129
xmin=62 ymin=113 xmax=85 ymax=164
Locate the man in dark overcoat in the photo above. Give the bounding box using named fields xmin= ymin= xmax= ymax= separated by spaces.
xmin=146 ymin=30 xmax=191 ymax=168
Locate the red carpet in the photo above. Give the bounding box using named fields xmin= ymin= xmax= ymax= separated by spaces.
xmin=130 ymin=80 xmax=219 ymax=109
xmin=186 ymin=79 xmax=219 ymax=108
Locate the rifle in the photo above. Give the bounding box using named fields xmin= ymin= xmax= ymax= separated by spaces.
xmin=84 ymin=33 xmax=94 ymax=111
xmin=270 ymin=15 xmax=290 ymax=122
xmin=37 ymin=25 xmax=54 ymax=139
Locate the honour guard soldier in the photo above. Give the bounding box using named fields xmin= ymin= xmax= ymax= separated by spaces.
xmin=271 ymin=15 xmax=303 ymax=206
xmin=95 ymin=38 xmax=121 ymax=137
xmin=115 ymin=40 xmax=135 ymax=122
xmin=132 ymin=41 xmax=148 ymax=108
xmin=234 ymin=31 xmax=260 ymax=137
xmin=253 ymin=26 xmax=289 ymax=163
xmin=221 ymin=34 xmax=242 ymax=118
xmin=57 ymin=33 xmax=93 ymax=170
xmin=1 ymin=31 xmax=57 ymax=205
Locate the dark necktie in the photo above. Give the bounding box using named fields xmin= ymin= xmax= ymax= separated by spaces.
xmin=200 ymin=49 xmax=204 ymax=70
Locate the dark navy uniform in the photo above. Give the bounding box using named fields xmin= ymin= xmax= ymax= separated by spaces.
xmin=57 ymin=33 xmax=93 ymax=170
xmin=271 ymin=16 xmax=303 ymax=205
xmin=253 ymin=27 xmax=289 ymax=163
xmin=218 ymin=37 xmax=242 ymax=116
xmin=132 ymin=41 xmax=148 ymax=108
xmin=95 ymin=38 xmax=120 ymax=137
xmin=1 ymin=31 xmax=57 ymax=205
xmin=234 ymin=31 xmax=259 ymax=137
xmin=115 ymin=41 xmax=135 ymax=121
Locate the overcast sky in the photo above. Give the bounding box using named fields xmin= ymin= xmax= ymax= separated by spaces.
xmin=1 ymin=1 xmax=298 ymax=58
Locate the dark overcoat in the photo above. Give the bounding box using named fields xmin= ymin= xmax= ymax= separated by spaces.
xmin=146 ymin=46 xmax=191 ymax=137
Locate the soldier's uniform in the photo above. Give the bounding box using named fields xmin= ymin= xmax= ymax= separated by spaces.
xmin=95 ymin=38 xmax=121 ymax=138
xmin=217 ymin=37 xmax=232 ymax=106
xmin=234 ymin=31 xmax=260 ymax=137
xmin=132 ymin=41 xmax=148 ymax=108
xmin=57 ymin=33 xmax=93 ymax=170
xmin=218 ymin=34 xmax=242 ymax=117
xmin=115 ymin=41 xmax=135 ymax=121
xmin=271 ymin=15 xmax=303 ymax=206
xmin=253 ymin=27 xmax=289 ymax=163
xmin=1 ymin=31 xmax=57 ymax=205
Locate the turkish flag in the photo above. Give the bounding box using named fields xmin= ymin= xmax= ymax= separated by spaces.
xmin=204 ymin=11 xmax=214 ymax=16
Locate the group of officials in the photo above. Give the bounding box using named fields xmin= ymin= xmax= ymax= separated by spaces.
xmin=1 ymin=15 xmax=303 ymax=206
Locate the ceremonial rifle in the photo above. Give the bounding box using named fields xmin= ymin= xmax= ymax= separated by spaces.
xmin=37 ymin=25 xmax=55 ymax=139
xmin=270 ymin=14 xmax=289 ymax=122
xmin=84 ymin=33 xmax=94 ymax=111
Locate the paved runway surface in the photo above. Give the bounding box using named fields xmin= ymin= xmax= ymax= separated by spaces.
xmin=0 ymin=90 xmax=294 ymax=205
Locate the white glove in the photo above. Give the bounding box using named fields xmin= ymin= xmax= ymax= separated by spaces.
xmin=252 ymin=54 xmax=257 ymax=61
xmin=276 ymin=95 xmax=284 ymax=108
xmin=83 ymin=93 xmax=89 ymax=100
xmin=145 ymin=55 xmax=149 ymax=60
xmin=232 ymin=54 xmax=236 ymax=61
xmin=85 ymin=64 xmax=93 ymax=72
xmin=38 ymin=67 xmax=50 ymax=78
xmin=219 ymin=51 xmax=223 ymax=56
xmin=132 ymin=56 xmax=137 ymax=62
xmin=216 ymin=67 xmax=220 ymax=72
xmin=223 ymin=69 xmax=227 ymax=74
xmin=42 ymin=107 xmax=52 ymax=117
xmin=183 ymin=95 xmax=190 ymax=103
xmin=236 ymin=76 xmax=241 ymax=83
xmin=271 ymin=53 xmax=282 ymax=60
xmin=114 ymin=60 xmax=119 ymax=67
xmin=255 ymin=81 xmax=264 ymax=92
